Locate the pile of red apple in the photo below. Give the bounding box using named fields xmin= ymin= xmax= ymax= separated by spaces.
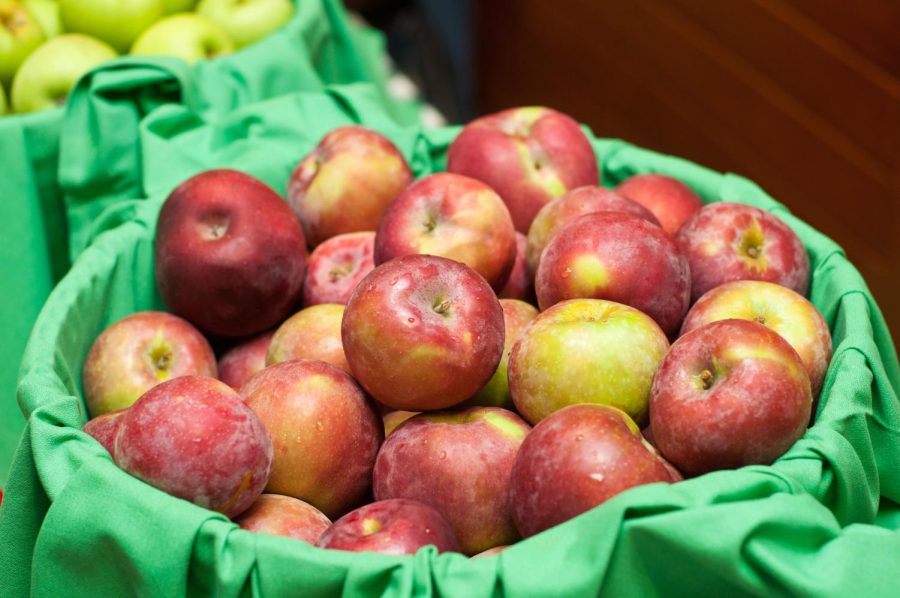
xmin=81 ymin=106 xmax=833 ymax=557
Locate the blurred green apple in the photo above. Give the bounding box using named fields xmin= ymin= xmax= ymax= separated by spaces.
xmin=0 ymin=84 xmax=8 ymax=114
xmin=0 ymin=0 xmax=45 ymax=86
xmin=24 ymin=0 xmax=61 ymax=38
xmin=162 ymin=0 xmax=197 ymax=13
xmin=131 ymin=13 xmax=233 ymax=63
xmin=197 ymin=0 xmax=293 ymax=49
xmin=58 ymin=0 xmax=163 ymax=53
xmin=11 ymin=33 xmax=116 ymax=113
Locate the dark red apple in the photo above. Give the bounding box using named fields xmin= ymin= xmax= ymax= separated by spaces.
xmin=217 ymin=331 xmax=274 ymax=390
xmin=498 ymin=232 xmax=535 ymax=302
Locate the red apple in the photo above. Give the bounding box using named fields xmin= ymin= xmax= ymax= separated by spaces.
xmin=233 ymin=494 xmax=331 ymax=545
xmin=217 ymin=331 xmax=274 ymax=390
xmin=535 ymin=212 xmax=691 ymax=336
xmin=447 ymin=106 xmax=599 ymax=232
xmin=316 ymin=498 xmax=460 ymax=555
xmin=83 ymin=311 xmax=217 ymax=417
xmin=302 ymin=231 xmax=375 ymax=306
xmin=240 ymin=360 xmax=382 ymax=519
xmin=509 ymin=403 xmax=679 ymax=538
xmin=373 ymin=407 xmax=530 ymax=555
xmin=155 ymin=169 xmax=307 ymax=337
xmin=649 ymin=319 xmax=812 ymax=476
xmin=287 ymin=126 xmax=412 ymax=247
xmin=525 ymin=185 xmax=660 ymax=275
xmin=82 ymin=409 xmax=127 ymax=456
xmin=676 ymin=202 xmax=810 ymax=301
xmin=498 ymin=232 xmax=535 ymax=302
xmin=342 ymin=254 xmax=505 ymax=412
xmin=266 ymin=304 xmax=348 ymax=373
xmin=681 ymin=280 xmax=832 ymax=395
xmin=373 ymin=173 xmax=517 ymax=292
xmin=615 ymin=173 xmax=703 ymax=236
xmin=114 ymin=376 xmax=273 ymax=518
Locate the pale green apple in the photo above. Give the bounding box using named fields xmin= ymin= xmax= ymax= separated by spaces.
xmin=0 ymin=0 xmax=45 ymax=86
xmin=131 ymin=13 xmax=233 ymax=63
xmin=197 ymin=0 xmax=293 ymax=49
xmin=58 ymin=0 xmax=163 ymax=53
xmin=11 ymin=33 xmax=116 ymax=113
xmin=0 ymin=84 xmax=7 ymax=114
xmin=24 ymin=0 xmax=61 ymax=38
xmin=162 ymin=0 xmax=197 ymax=13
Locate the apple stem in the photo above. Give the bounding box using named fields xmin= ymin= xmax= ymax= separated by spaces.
xmin=433 ymin=299 xmax=451 ymax=314
xmin=746 ymin=246 xmax=760 ymax=258
xmin=754 ymin=315 xmax=766 ymax=325
xmin=700 ymin=369 xmax=714 ymax=390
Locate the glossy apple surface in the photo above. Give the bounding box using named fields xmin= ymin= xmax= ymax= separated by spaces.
xmin=615 ymin=173 xmax=703 ymax=236
xmin=266 ymin=304 xmax=348 ymax=373
xmin=498 ymin=232 xmax=534 ymax=302
xmin=130 ymin=13 xmax=233 ymax=63
xmin=59 ymin=0 xmax=163 ymax=53
xmin=234 ymin=494 xmax=331 ymax=545
xmin=302 ymin=231 xmax=375 ymax=306
xmin=82 ymin=409 xmax=127 ymax=456
xmin=197 ymin=0 xmax=293 ymax=48
xmin=217 ymin=330 xmax=273 ymax=390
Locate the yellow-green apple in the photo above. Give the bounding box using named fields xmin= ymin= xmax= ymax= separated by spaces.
xmin=373 ymin=406 xmax=530 ymax=555
xmin=266 ymin=304 xmax=348 ymax=373
xmin=288 ymin=126 xmax=412 ymax=247
xmin=464 ymin=299 xmax=539 ymax=410
xmin=0 ymin=0 xmax=44 ymax=86
xmin=241 ymin=360 xmax=383 ymax=519
xmin=0 ymin=84 xmax=7 ymax=114
xmin=342 ymin=254 xmax=505 ymax=411
xmin=114 ymin=376 xmax=273 ymax=517
xmin=302 ymin=231 xmax=375 ymax=306
xmin=154 ymin=169 xmax=307 ymax=338
xmin=681 ymin=280 xmax=832 ymax=396
xmin=24 ymin=0 xmax=60 ymax=38
xmin=82 ymin=408 xmax=127 ymax=456
xmin=509 ymin=403 xmax=679 ymax=538
xmin=525 ymin=185 xmax=660 ymax=276
xmin=649 ymin=319 xmax=812 ymax=476
xmin=497 ymin=232 xmax=534 ymax=302
xmin=373 ymin=173 xmax=517 ymax=292
xmin=162 ymin=0 xmax=196 ymax=13
xmin=316 ymin=498 xmax=460 ymax=555
xmin=58 ymin=0 xmax=163 ymax=53
xmin=535 ymin=211 xmax=691 ymax=336
xmin=197 ymin=0 xmax=292 ymax=49
xmin=615 ymin=173 xmax=703 ymax=236
xmin=447 ymin=106 xmax=599 ymax=233
xmin=11 ymin=33 xmax=116 ymax=113
xmin=676 ymin=202 xmax=810 ymax=301
xmin=130 ymin=13 xmax=233 ymax=63
xmin=382 ymin=410 xmax=417 ymax=436
xmin=234 ymin=494 xmax=331 ymax=545
xmin=509 ymin=298 xmax=669 ymax=426
xmin=217 ymin=330 xmax=274 ymax=390
xmin=82 ymin=310 xmax=217 ymax=418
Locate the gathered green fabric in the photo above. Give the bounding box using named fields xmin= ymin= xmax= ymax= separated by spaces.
xmin=0 ymin=0 xmax=417 ymax=483
xmin=1 ymin=85 xmax=898 ymax=596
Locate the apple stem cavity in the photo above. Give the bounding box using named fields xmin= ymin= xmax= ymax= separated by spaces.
xmin=433 ymin=299 xmax=452 ymax=315
xmin=699 ymin=369 xmax=714 ymax=390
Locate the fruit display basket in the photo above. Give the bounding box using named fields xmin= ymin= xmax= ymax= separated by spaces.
xmin=0 ymin=0 xmax=418 ymax=481
xmin=1 ymin=86 xmax=899 ymax=596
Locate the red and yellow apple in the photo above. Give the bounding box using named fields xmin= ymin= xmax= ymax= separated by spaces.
xmin=302 ymin=231 xmax=375 ymax=306
xmin=615 ymin=173 xmax=703 ymax=236
xmin=234 ymin=494 xmax=331 ymax=545
xmin=266 ymin=304 xmax=349 ymax=373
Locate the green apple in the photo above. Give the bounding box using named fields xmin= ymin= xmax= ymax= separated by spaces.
xmin=58 ymin=0 xmax=163 ymax=53
xmin=197 ymin=0 xmax=293 ymax=49
xmin=162 ymin=0 xmax=197 ymax=13
xmin=131 ymin=13 xmax=233 ymax=63
xmin=11 ymin=33 xmax=116 ymax=113
xmin=24 ymin=0 xmax=61 ymax=38
xmin=0 ymin=0 xmax=45 ymax=87
xmin=0 ymin=84 xmax=7 ymax=114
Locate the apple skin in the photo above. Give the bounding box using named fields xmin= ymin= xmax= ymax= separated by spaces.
xmin=681 ymin=280 xmax=832 ymax=396
xmin=114 ymin=376 xmax=273 ymax=518
xmin=382 ymin=410 xmax=418 ymax=436
xmin=509 ymin=298 xmax=669 ymax=426
xmin=535 ymin=211 xmax=691 ymax=337
xmin=0 ymin=0 xmax=45 ymax=87
xmin=197 ymin=0 xmax=293 ymax=49
xmin=217 ymin=330 xmax=274 ymax=390
xmin=265 ymin=304 xmax=349 ymax=373
xmin=615 ymin=173 xmax=703 ymax=236
xmin=447 ymin=106 xmax=599 ymax=233
xmin=497 ymin=232 xmax=534 ymax=302
xmin=0 ymin=84 xmax=7 ymax=114
xmin=154 ymin=169 xmax=307 ymax=338
xmin=82 ymin=409 xmax=127 ymax=456
xmin=471 ymin=545 xmax=508 ymax=559
xmin=342 ymin=254 xmax=505 ymax=412
xmin=24 ymin=0 xmax=60 ymax=38
xmin=233 ymin=494 xmax=331 ymax=545
xmin=240 ymin=360 xmax=383 ymax=519
xmin=649 ymin=319 xmax=812 ymax=476
xmin=11 ymin=33 xmax=117 ymax=113
xmin=463 ymin=299 xmax=539 ymax=410
xmin=676 ymin=202 xmax=810 ymax=301
xmin=525 ymin=185 xmax=660 ymax=276
xmin=374 ymin=172 xmax=517 ymax=292
xmin=82 ymin=311 xmax=217 ymax=418
xmin=288 ymin=125 xmax=412 ymax=247
xmin=59 ymin=0 xmax=163 ymax=54
xmin=130 ymin=13 xmax=234 ymax=63
xmin=162 ymin=0 xmax=197 ymax=14
xmin=373 ymin=406 xmax=531 ymax=555
xmin=317 ymin=498 xmax=460 ymax=555
xmin=509 ymin=403 xmax=679 ymax=538
xmin=302 ymin=231 xmax=375 ymax=307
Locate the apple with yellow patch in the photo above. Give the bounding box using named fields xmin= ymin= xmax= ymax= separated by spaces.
xmin=266 ymin=304 xmax=349 ymax=373
xmin=234 ymin=494 xmax=331 ymax=545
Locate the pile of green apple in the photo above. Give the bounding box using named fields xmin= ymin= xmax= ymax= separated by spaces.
xmin=80 ymin=107 xmax=833 ymax=557
xmin=0 ymin=0 xmax=294 ymax=114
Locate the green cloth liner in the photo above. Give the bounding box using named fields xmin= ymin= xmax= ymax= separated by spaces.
xmin=0 ymin=0 xmax=418 ymax=483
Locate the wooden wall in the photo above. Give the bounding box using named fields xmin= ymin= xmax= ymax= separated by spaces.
xmin=475 ymin=0 xmax=900 ymax=340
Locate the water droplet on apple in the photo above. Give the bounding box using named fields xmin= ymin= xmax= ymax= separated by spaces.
xmin=589 ymin=472 xmax=605 ymax=483
xmin=408 ymin=317 xmax=415 ymax=323
xmin=561 ymin=268 xmax=571 ymax=279
xmin=575 ymin=434 xmax=583 ymax=441
xmin=316 ymin=421 xmax=324 ymax=431
xmin=439 ymin=451 xmax=447 ymax=459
